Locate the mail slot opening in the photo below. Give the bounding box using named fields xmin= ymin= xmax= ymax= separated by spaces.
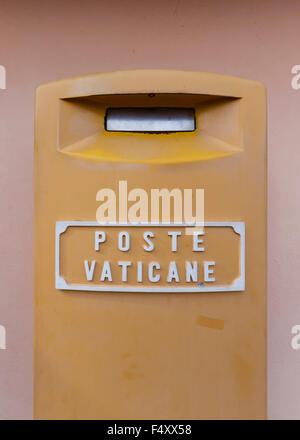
xmin=105 ymin=108 xmax=196 ymax=133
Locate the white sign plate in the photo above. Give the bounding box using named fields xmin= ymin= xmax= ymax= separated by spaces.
xmin=55 ymin=222 xmax=245 ymax=293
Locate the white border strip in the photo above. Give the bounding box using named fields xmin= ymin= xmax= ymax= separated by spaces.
xmin=55 ymin=222 xmax=245 ymax=293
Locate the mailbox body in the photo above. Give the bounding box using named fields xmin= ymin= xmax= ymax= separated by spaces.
xmin=34 ymin=70 xmax=267 ymax=419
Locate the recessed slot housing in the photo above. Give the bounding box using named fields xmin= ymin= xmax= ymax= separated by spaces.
xmin=59 ymin=93 xmax=242 ymax=163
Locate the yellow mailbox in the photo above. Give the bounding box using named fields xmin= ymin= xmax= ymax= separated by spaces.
xmin=34 ymin=70 xmax=267 ymax=419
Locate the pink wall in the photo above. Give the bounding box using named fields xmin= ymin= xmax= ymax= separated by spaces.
xmin=0 ymin=0 xmax=299 ymax=419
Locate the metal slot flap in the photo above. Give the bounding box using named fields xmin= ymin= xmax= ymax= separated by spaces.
xmin=105 ymin=108 xmax=195 ymax=133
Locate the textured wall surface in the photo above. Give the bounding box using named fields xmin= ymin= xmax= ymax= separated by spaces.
xmin=0 ymin=0 xmax=299 ymax=419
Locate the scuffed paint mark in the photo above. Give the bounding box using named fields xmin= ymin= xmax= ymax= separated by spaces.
xmin=196 ymin=315 xmax=224 ymax=330
xmin=121 ymin=353 xmax=131 ymax=360
xmin=231 ymin=353 xmax=253 ymax=396
xmin=122 ymin=362 xmax=144 ymax=380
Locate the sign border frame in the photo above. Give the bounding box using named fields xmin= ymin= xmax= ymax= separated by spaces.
xmin=55 ymin=221 xmax=245 ymax=293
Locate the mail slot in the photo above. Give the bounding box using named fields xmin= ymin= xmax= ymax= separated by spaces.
xmin=105 ymin=108 xmax=196 ymax=132
xmin=34 ymin=70 xmax=267 ymax=419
